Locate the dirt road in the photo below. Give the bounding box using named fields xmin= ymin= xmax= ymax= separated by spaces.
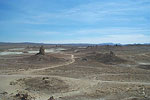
xmin=23 ymin=54 xmax=75 ymax=74
xmin=0 ymin=53 xmax=150 ymax=100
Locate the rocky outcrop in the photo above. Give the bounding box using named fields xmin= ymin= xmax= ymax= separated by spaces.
xmin=36 ymin=46 xmax=45 ymax=55
xmin=83 ymin=51 xmax=127 ymax=64
xmin=110 ymin=51 xmax=115 ymax=56
xmin=15 ymin=92 xmax=32 ymax=100
xmin=48 ymin=96 xmax=55 ymax=100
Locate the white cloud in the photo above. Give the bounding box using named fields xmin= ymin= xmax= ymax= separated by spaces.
xmin=69 ymin=27 xmax=150 ymax=35
xmin=41 ymin=34 xmax=150 ymax=44
xmin=18 ymin=0 xmax=150 ymax=24
xmin=21 ymin=30 xmax=60 ymax=35
xmin=22 ymin=27 xmax=150 ymax=44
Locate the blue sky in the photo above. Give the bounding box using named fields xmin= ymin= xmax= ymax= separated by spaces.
xmin=0 ymin=0 xmax=150 ymax=44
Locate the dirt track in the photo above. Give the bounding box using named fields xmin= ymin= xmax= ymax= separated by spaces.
xmin=1 ymin=46 xmax=150 ymax=100
xmin=0 ymin=53 xmax=78 ymax=100
xmin=22 ymin=54 xmax=75 ymax=74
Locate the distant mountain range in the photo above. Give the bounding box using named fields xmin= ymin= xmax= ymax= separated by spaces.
xmin=0 ymin=42 xmax=150 ymax=46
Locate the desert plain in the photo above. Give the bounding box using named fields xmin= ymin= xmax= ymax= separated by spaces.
xmin=0 ymin=44 xmax=150 ymax=100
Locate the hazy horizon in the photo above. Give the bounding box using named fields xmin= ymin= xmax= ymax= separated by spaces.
xmin=0 ymin=0 xmax=150 ymax=44
xmin=1 ymin=41 xmax=150 ymax=45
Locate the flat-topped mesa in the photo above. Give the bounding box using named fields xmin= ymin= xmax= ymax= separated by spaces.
xmin=36 ymin=46 xmax=45 ymax=55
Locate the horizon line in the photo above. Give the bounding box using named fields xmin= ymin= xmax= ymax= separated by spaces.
xmin=0 ymin=41 xmax=150 ymax=45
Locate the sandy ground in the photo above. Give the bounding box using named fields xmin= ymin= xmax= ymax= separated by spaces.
xmin=0 ymin=45 xmax=150 ymax=100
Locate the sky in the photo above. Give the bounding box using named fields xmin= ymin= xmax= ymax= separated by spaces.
xmin=0 ymin=0 xmax=150 ymax=44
